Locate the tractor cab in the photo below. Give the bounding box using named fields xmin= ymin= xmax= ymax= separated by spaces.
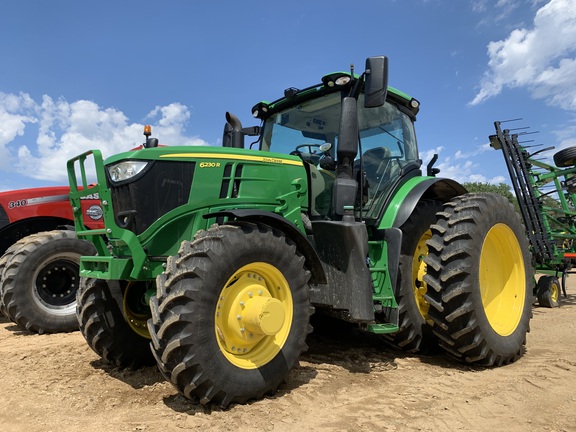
xmin=227 ymin=58 xmax=422 ymax=224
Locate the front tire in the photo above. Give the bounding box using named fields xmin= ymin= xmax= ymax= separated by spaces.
xmin=149 ymin=222 xmax=312 ymax=407
xmin=424 ymin=193 xmax=533 ymax=366
xmin=1 ymin=230 xmax=96 ymax=334
xmin=77 ymin=278 xmax=156 ymax=368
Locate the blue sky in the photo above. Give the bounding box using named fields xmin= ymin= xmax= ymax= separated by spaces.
xmin=1 ymin=0 xmax=575 ymax=191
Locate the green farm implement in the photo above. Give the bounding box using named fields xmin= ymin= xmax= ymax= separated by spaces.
xmin=491 ymin=120 xmax=576 ymax=307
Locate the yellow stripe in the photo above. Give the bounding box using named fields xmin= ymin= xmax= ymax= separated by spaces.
xmin=159 ymin=153 xmax=303 ymax=167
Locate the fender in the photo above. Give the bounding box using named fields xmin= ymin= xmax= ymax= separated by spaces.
xmin=375 ymin=176 xmax=467 ymax=301
xmin=379 ymin=176 xmax=467 ymax=230
xmin=0 ymin=216 xmax=73 ymax=255
xmin=204 ymin=209 xmax=327 ymax=284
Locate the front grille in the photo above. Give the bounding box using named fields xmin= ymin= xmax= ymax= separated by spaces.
xmin=108 ymin=160 xmax=194 ymax=235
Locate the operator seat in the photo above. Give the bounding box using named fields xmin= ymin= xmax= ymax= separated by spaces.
xmin=361 ymin=147 xmax=396 ymax=203
xmin=308 ymin=163 xmax=327 ymax=217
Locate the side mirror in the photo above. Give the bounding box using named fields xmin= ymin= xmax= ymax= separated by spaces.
xmin=364 ymin=56 xmax=388 ymax=108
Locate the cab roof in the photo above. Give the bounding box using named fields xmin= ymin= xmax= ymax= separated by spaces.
xmin=251 ymin=71 xmax=420 ymax=120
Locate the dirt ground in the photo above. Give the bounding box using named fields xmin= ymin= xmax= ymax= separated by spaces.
xmin=1 ymin=278 xmax=575 ymax=432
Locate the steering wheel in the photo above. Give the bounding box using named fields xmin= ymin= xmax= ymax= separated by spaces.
xmin=293 ymin=144 xmax=322 ymax=154
xmin=291 ymin=144 xmax=323 ymax=165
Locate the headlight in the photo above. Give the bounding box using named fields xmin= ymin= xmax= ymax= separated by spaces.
xmin=107 ymin=161 xmax=149 ymax=182
xmin=335 ymin=76 xmax=351 ymax=86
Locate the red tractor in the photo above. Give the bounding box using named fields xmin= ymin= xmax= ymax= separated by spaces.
xmin=0 ymin=128 xmax=158 ymax=334
xmin=0 ymin=185 xmax=102 ymax=333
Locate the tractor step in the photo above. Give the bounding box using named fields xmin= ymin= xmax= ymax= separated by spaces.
xmin=366 ymin=323 xmax=399 ymax=334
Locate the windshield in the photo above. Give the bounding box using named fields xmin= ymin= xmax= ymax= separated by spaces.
xmin=261 ymin=92 xmax=417 ymax=161
xmin=261 ymin=92 xmax=342 ymax=154
xmin=260 ymin=91 xmax=419 ymax=220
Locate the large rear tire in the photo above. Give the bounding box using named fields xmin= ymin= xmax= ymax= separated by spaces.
xmin=424 ymin=193 xmax=533 ymax=366
xmin=76 ymin=278 xmax=156 ymax=368
xmin=149 ymin=222 xmax=312 ymax=407
xmin=1 ymin=230 xmax=96 ymax=334
xmin=382 ymin=200 xmax=443 ymax=352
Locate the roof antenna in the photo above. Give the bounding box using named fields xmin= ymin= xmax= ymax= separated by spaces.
xmin=349 ymin=63 xmax=362 ymax=98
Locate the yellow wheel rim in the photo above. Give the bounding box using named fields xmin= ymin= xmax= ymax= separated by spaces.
xmin=412 ymin=229 xmax=432 ymax=324
xmin=551 ymin=281 xmax=559 ymax=303
xmin=123 ymin=281 xmax=152 ymax=339
xmin=215 ymin=262 xmax=293 ymax=369
xmin=479 ymin=223 xmax=525 ymax=336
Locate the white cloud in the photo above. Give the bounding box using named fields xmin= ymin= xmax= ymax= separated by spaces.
xmin=0 ymin=93 xmax=208 ymax=182
xmin=420 ymin=147 xmax=444 ymax=165
xmin=551 ymin=119 xmax=576 ymax=153
xmin=473 ymin=0 xmax=526 ymax=25
xmin=146 ymin=103 xmax=207 ymax=147
xmin=0 ymin=92 xmax=38 ymax=169
xmin=420 ymin=144 xmax=505 ymax=184
xmin=471 ymin=0 xmax=488 ymax=13
xmin=471 ymin=0 xmax=576 ymax=109
xmin=435 ymin=157 xmax=506 ymax=184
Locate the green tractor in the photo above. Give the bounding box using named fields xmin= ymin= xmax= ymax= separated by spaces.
xmin=68 ymin=56 xmax=533 ymax=406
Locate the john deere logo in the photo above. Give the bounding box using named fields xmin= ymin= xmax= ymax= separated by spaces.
xmin=263 ymin=157 xmax=283 ymax=164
